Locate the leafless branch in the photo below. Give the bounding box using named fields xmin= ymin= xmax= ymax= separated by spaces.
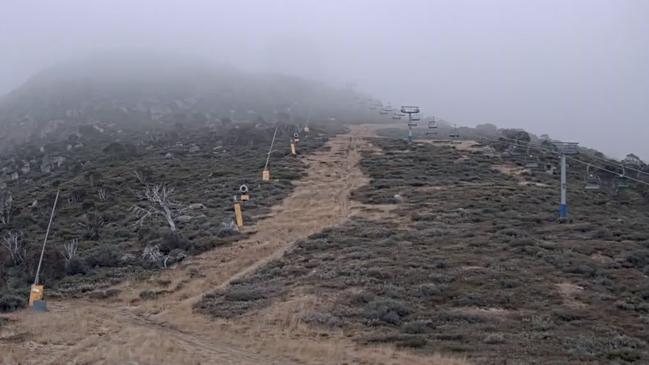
xmin=78 ymin=213 xmax=105 ymax=240
xmin=131 ymin=184 xmax=183 ymax=232
xmin=132 ymin=167 xmax=153 ymax=185
xmin=63 ymin=238 xmax=79 ymax=262
xmin=97 ymin=188 xmax=108 ymax=201
xmin=0 ymin=190 xmax=13 ymax=225
xmin=2 ymin=231 xmax=24 ymax=265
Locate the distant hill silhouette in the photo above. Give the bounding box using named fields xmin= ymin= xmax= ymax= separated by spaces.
xmin=0 ymin=50 xmax=366 ymax=149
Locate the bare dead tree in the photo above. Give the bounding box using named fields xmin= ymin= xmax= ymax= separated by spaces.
xmin=2 ymin=231 xmax=24 ymax=265
xmin=131 ymin=184 xmax=183 ymax=232
xmin=132 ymin=166 xmax=153 ymax=185
xmin=63 ymin=238 xmax=79 ymax=263
xmin=97 ymin=188 xmax=108 ymax=201
xmin=68 ymin=189 xmax=85 ymax=205
xmin=0 ymin=190 xmax=13 ymax=225
xmin=78 ymin=213 xmax=105 ymax=240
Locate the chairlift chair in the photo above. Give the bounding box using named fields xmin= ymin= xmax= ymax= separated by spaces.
xmin=525 ymin=160 xmax=539 ymax=169
xmin=449 ymin=125 xmax=460 ymax=139
xmin=616 ymin=167 xmax=630 ymax=189
xmin=508 ymin=145 xmax=520 ymax=156
xmin=584 ymin=165 xmax=601 ymax=190
xmin=524 ymin=146 xmax=539 ymax=168
xmin=426 ymin=118 xmax=438 ymax=136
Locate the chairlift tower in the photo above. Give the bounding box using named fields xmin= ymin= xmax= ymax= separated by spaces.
xmin=449 ymin=124 xmax=460 ymax=139
xmin=553 ymin=142 xmax=579 ymax=220
xmin=401 ymin=106 xmax=420 ymax=143
xmin=426 ymin=116 xmax=438 ymax=136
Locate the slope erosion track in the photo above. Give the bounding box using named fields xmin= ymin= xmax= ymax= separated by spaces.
xmin=1 ymin=125 xmax=434 ymax=365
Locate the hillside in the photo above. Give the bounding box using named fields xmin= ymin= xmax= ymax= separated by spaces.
xmin=2 ymin=57 xmax=649 ymax=364
xmin=199 ymin=133 xmax=649 ymax=363
xmin=0 ymin=54 xmax=356 ymax=313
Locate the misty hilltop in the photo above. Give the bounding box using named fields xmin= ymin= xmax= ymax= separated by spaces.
xmin=0 ymin=51 xmax=364 ymax=148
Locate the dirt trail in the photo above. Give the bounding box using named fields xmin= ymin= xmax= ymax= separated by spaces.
xmin=1 ymin=124 xmax=468 ymax=365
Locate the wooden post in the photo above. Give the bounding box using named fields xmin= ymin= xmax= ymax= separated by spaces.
xmin=291 ymin=143 xmax=296 ymax=156
xmin=29 ymin=285 xmax=44 ymax=306
xmin=234 ymin=202 xmax=243 ymax=227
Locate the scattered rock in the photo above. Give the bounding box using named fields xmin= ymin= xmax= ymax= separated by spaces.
xmin=119 ymin=253 xmax=136 ymax=264
xmin=187 ymin=203 xmax=206 ymax=210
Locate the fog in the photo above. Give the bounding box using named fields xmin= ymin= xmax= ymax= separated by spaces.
xmin=1 ymin=0 xmax=647 ymax=158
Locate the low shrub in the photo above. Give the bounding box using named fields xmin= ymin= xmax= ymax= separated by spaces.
xmin=362 ymin=297 xmax=412 ymax=326
xmin=0 ymin=294 xmax=26 ymax=313
xmin=84 ymin=245 xmax=120 ymax=268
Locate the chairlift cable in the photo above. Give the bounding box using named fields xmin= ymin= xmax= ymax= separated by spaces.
xmin=479 ymin=135 xmax=649 ymax=188
xmin=565 ymin=156 xmax=649 ymax=188
xmin=490 ymin=135 xmax=649 ymax=178
xmin=578 ymin=152 xmax=649 ymax=179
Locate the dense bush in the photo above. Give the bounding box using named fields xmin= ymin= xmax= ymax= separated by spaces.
xmin=84 ymin=245 xmax=120 ymax=268
xmin=0 ymin=293 xmax=26 ymax=313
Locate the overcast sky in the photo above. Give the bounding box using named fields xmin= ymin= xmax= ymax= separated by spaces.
xmin=1 ymin=0 xmax=647 ymax=158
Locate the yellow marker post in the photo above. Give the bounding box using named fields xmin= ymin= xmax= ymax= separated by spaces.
xmin=291 ymin=143 xmax=297 ymax=156
xmin=29 ymin=285 xmax=44 ymax=306
xmin=234 ymin=202 xmax=244 ymax=227
xmin=262 ymin=169 xmax=271 ymax=181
